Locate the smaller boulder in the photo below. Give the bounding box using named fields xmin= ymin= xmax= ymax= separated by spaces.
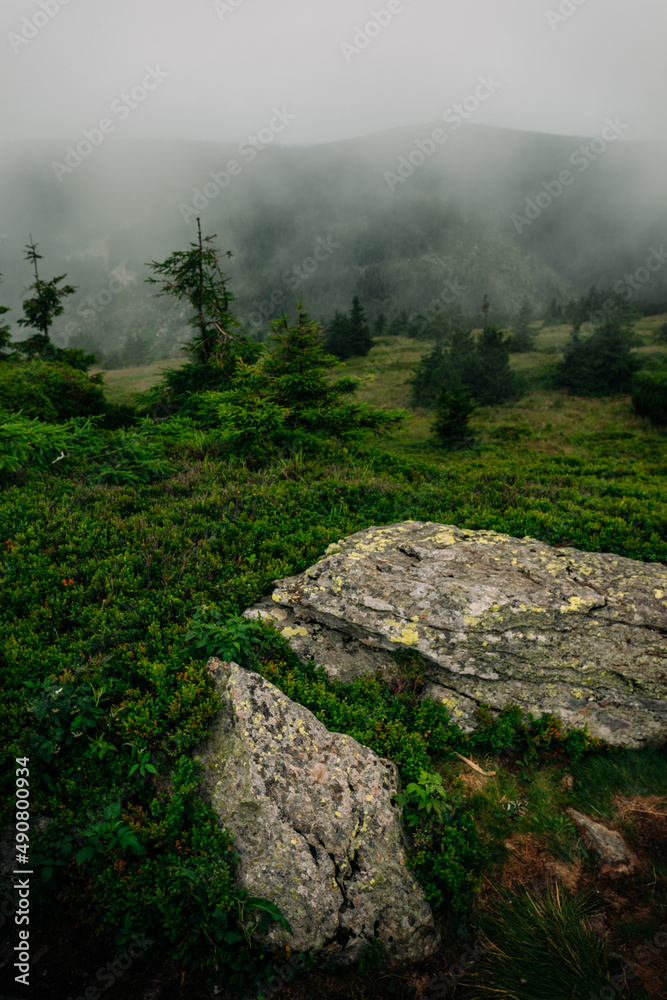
xmin=566 ymin=809 xmax=639 ymax=877
xmin=195 ymin=659 xmax=440 ymax=968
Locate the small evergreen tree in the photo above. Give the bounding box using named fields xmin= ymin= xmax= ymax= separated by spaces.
xmin=0 ymin=274 xmax=11 ymax=360
xmin=411 ymin=342 xmax=449 ymax=408
xmin=145 ymin=217 xmax=240 ymax=365
xmin=563 ymin=286 xmax=640 ymax=331
xmin=423 ymin=303 xmax=460 ymax=343
xmin=324 ymin=310 xmax=352 ymax=359
xmin=481 ymin=295 xmax=490 ymax=331
xmin=431 ymin=381 xmax=476 ymax=448
xmin=137 ymin=220 xmax=262 ymax=416
xmin=324 ymin=296 xmax=373 ymax=359
xmin=387 ymin=310 xmax=409 ymax=337
xmin=15 ymin=237 xmax=77 ymax=358
xmin=632 ymin=370 xmax=667 ymax=426
xmin=198 ymin=300 xmax=404 ymax=456
xmin=374 ymin=313 xmax=387 ymax=336
xmin=555 ymin=313 xmax=641 ymax=395
xmin=509 ymin=298 xmax=536 ymax=352
xmin=544 ymin=297 xmax=563 ymax=324
xmin=411 ymin=323 xmax=522 ymax=408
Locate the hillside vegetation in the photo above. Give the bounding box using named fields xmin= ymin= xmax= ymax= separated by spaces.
xmin=0 ymin=305 xmax=666 ymax=999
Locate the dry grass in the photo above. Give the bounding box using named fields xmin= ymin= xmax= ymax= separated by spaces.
xmin=91 ymin=356 xmax=188 ymax=405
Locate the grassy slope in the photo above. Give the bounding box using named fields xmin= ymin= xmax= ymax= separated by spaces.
xmin=1 ymin=320 xmax=665 ymax=1000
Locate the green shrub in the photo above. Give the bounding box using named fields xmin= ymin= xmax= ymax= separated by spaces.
xmin=394 ymin=770 xmax=452 ymax=825
xmin=431 ymin=381 xmax=476 ymax=448
xmin=408 ymin=806 xmax=489 ymax=912
xmin=412 ymin=326 xmax=524 ymax=408
xmin=1 ymin=415 xmax=665 ymax=985
xmin=0 ymin=359 xmax=107 ymax=421
xmin=631 ymin=370 xmax=667 ymax=426
xmin=91 ymin=425 xmax=174 ymax=484
xmin=0 ymin=410 xmax=101 ymax=478
xmin=184 ymin=607 xmax=263 ymax=663
xmin=554 ymin=316 xmax=641 ymax=396
xmin=193 ymin=303 xmax=405 ymax=458
xmin=133 ymin=352 xmax=262 ymax=419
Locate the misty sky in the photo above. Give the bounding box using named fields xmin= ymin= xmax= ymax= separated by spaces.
xmin=2 ymin=0 xmax=666 ymax=148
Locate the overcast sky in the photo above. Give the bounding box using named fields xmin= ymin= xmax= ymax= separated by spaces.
xmin=2 ymin=0 xmax=666 ymax=147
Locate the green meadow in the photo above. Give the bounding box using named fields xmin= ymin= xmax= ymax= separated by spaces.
xmin=0 ymin=317 xmax=665 ymax=1000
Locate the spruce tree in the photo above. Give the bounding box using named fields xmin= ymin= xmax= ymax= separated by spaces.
xmin=201 ymin=300 xmax=405 ymax=453
xmin=324 ymin=310 xmax=352 ymax=359
xmin=348 ymin=296 xmax=373 ymax=356
xmin=387 ymin=310 xmax=409 ymax=337
xmin=411 ymin=322 xmax=522 ymax=408
xmin=431 ymin=381 xmax=476 ymax=448
xmin=145 ymin=217 xmax=239 ymax=365
xmin=324 ymin=296 xmax=373 ymax=359
xmin=0 ymin=274 xmax=11 ymax=360
xmin=15 ymin=237 xmax=77 ymax=357
xmin=555 ymin=313 xmax=641 ymax=395
xmin=509 ymin=297 xmax=536 ymax=352
xmin=136 ymin=220 xmax=262 ymax=417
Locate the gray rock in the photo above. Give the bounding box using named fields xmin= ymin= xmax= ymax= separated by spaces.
xmin=244 ymin=521 xmax=667 ymax=747
xmin=566 ymin=809 xmax=639 ymax=877
xmin=195 ymin=658 xmax=439 ymax=969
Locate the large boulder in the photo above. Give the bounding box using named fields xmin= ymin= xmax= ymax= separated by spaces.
xmin=194 ymin=658 xmax=439 ymax=968
xmin=244 ymin=521 xmax=667 ymax=748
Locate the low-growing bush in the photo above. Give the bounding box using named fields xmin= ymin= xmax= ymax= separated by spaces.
xmin=0 ymin=358 xmax=108 ymax=421
xmin=1 ymin=423 xmax=665 ymax=989
xmin=0 ymin=410 xmax=101 ymax=478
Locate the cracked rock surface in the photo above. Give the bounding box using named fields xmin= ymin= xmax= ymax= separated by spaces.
xmin=244 ymin=521 xmax=667 ymax=747
xmin=194 ymin=659 xmax=439 ymax=968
